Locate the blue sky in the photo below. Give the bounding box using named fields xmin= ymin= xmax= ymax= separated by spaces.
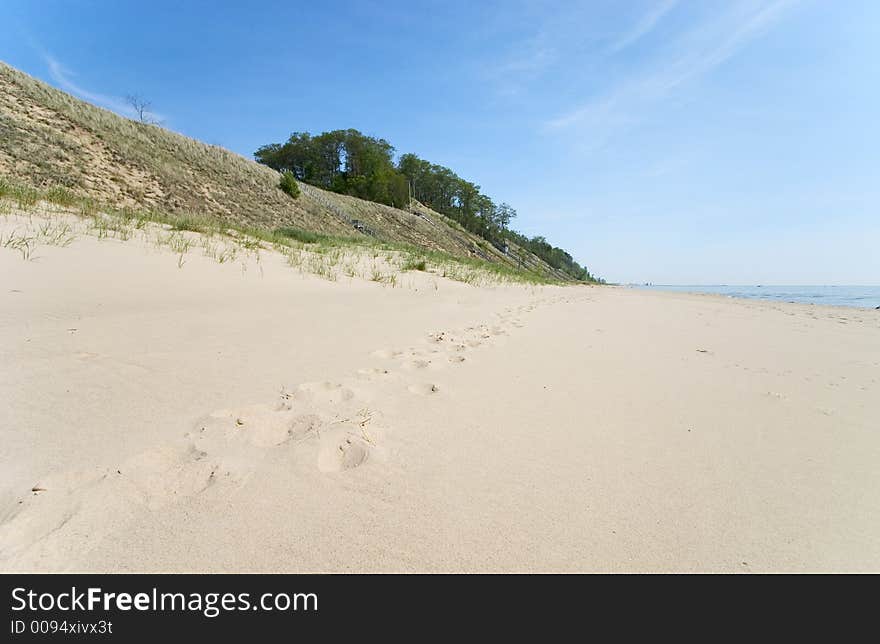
xmin=3 ymin=0 xmax=878 ymax=284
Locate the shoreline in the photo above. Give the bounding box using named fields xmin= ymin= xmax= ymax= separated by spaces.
xmin=626 ymin=284 xmax=880 ymax=311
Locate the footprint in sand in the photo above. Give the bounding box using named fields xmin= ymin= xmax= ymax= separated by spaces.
xmin=192 ymin=405 xmax=307 ymax=449
xmin=407 ymin=383 xmax=439 ymax=395
xmin=356 ymin=367 xmax=393 ymax=381
xmin=292 ymin=381 xmax=356 ymax=405
xmin=0 ymin=443 xmax=223 ymax=563
xmin=317 ymin=428 xmax=370 ymax=472
xmin=371 ymin=348 xmax=403 ymax=360
xmin=115 ymin=444 xmax=222 ymax=508
xmin=287 ymin=414 xmax=324 ymax=442
xmin=3 ymin=368 xmax=392 ymax=563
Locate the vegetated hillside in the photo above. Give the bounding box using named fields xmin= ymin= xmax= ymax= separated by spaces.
xmin=0 ymin=62 xmax=577 ymax=280
xmin=257 ymin=131 xmax=598 ymax=282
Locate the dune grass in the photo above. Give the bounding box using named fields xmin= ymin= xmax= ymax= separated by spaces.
xmin=402 ymin=257 xmax=428 ymax=272
xmin=0 ymin=176 xmax=563 ymax=286
xmin=274 ymin=226 xmax=328 ymax=245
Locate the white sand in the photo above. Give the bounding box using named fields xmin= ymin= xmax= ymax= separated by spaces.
xmin=1 ymin=212 xmax=879 ymax=572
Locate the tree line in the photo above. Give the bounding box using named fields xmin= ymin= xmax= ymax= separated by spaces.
xmin=255 ymin=129 xmax=598 ymax=281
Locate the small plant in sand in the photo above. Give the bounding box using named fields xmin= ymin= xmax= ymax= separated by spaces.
xmin=402 ymin=256 xmax=427 ymax=272
xmin=304 ymin=254 xmax=337 ymax=281
xmin=44 ymin=186 xmax=77 ymax=207
xmin=36 ymin=220 xmax=75 ymax=247
xmin=356 ymin=408 xmax=375 ymax=445
xmin=285 ymin=248 xmax=303 ymax=269
xmin=1 ymin=231 xmax=37 ymax=260
xmin=235 ymin=236 xmax=262 ymax=252
xmin=325 ymin=247 xmax=343 ymax=265
xmin=133 ymin=213 xmax=151 ymax=230
xmin=201 ymin=239 xmax=233 ymax=264
xmin=113 ymin=220 xmax=134 ymax=241
xmin=10 ymin=185 xmax=40 ymax=209
xmin=217 ymin=248 xmax=235 ymax=264
xmin=163 ymin=231 xmax=193 ymax=254
xmin=90 ymin=216 xmax=111 ymax=239
xmin=172 ymin=215 xmax=209 ymax=234
xmin=201 ymin=238 xmax=218 ymax=259
xmin=77 ymin=198 xmax=99 ymax=218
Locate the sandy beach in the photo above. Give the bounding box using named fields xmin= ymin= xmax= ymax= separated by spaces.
xmin=1 ymin=210 xmax=878 ymax=573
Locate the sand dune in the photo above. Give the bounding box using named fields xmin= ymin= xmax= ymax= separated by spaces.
xmin=1 ymin=210 xmax=879 ymax=571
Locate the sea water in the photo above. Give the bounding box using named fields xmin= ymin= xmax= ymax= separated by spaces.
xmin=633 ymin=285 xmax=880 ymax=309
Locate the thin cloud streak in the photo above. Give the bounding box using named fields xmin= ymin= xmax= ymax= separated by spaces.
xmin=496 ymin=45 xmax=558 ymax=75
xmin=607 ymin=0 xmax=679 ymax=54
xmin=479 ymin=1 xmax=601 ymax=97
xmin=44 ymin=54 xmax=165 ymax=123
xmin=546 ymin=0 xmax=799 ymax=139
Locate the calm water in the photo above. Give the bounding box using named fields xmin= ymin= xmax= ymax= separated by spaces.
xmin=633 ymin=285 xmax=880 ymax=309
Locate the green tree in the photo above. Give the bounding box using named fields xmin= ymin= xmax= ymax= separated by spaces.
xmin=495 ymin=203 xmax=516 ymax=230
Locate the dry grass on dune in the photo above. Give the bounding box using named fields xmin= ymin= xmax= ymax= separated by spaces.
xmin=0 ymin=62 xmax=566 ymax=279
xmin=0 ymin=189 xmax=555 ymax=288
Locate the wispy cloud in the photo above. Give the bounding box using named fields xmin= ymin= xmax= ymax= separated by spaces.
xmin=482 ymin=26 xmax=561 ymax=98
xmin=546 ymin=0 xmax=800 ymax=141
xmin=608 ymin=0 xmax=679 ymax=54
xmin=479 ymin=1 xmax=602 ymax=97
xmin=496 ymin=44 xmax=558 ymax=76
xmin=43 ymin=54 xmax=165 ymax=123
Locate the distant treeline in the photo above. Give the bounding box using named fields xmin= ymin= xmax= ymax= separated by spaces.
xmin=255 ymin=129 xmax=598 ymax=281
